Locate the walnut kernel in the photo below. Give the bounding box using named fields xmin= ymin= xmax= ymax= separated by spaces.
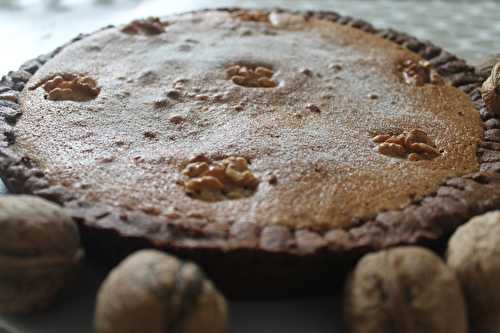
xmin=182 ymin=162 xmax=209 ymax=177
xmin=343 ymin=246 xmax=467 ymax=333
xmin=231 ymin=75 xmax=247 ymax=86
xmin=269 ymin=12 xmax=306 ymax=29
xmin=231 ymin=10 xmax=269 ymax=22
xmin=399 ymin=59 xmax=442 ymax=86
xmin=257 ymin=77 xmax=277 ymax=88
xmin=408 ymin=153 xmax=421 ymax=161
xmin=153 ymin=99 xmax=169 ymax=109
xmin=169 ymin=114 xmax=185 ymax=124
xmin=42 ymin=74 xmax=100 ymax=102
xmin=385 ymin=134 xmax=406 ymax=146
xmin=404 ymin=128 xmax=432 ymax=147
xmin=372 ymin=134 xmax=391 ymax=143
xmin=372 ymin=129 xmax=440 ymax=161
xmin=377 ymin=142 xmax=406 ymax=158
xmin=254 ymin=66 xmax=273 ymax=78
xmin=95 ymin=250 xmax=227 ymax=333
xmin=121 ymin=17 xmax=165 ymax=35
xmin=408 ymin=142 xmax=440 ymax=158
xmin=226 ymin=64 xmax=277 ymax=88
xmin=225 ymin=65 xmax=240 ymax=77
xmin=306 ymin=104 xmax=321 ymax=113
xmin=181 ymin=156 xmax=259 ymax=201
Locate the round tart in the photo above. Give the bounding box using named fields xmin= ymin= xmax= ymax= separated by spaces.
xmin=0 ymin=8 xmax=498 ymax=296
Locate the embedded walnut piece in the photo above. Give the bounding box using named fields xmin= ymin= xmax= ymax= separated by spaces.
xmin=447 ymin=211 xmax=500 ymax=332
xmin=409 ymin=142 xmax=440 ymax=157
xmin=306 ymin=104 xmax=321 ymax=113
xmin=269 ymin=12 xmax=306 ymax=29
xmin=343 ymin=247 xmax=467 ymax=333
xmin=182 ymin=156 xmax=259 ymax=201
xmin=0 ymin=195 xmax=83 ymax=314
xmin=121 ymin=17 xmax=165 ymax=36
xmin=231 ymin=10 xmax=269 ymax=22
xmin=95 ymin=250 xmax=228 ymax=333
xmin=169 ymin=114 xmax=185 ymax=124
xmin=481 ymin=62 xmax=500 ymax=116
xmin=372 ymin=134 xmax=391 ymax=143
xmin=377 ymin=142 xmax=406 ymax=158
xmin=226 ymin=65 xmax=277 ymax=88
xmin=408 ymin=153 xmax=421 ymax=162
xmin=399 ymin=59 xmax=442 ymax=86
xmin=404 ymin=128 xmax=433 ymax=147
xmin=254 ymin=67 xmax=273 ymax=78
xmin=385 ymin=133 xmax=406 ymax=146
xmin=166 ymin=89 xmax=182 ymax=99
xmin=153 ymin=99 xmax=169 ymax=109
xmin=42 ymin=74 xmax=100 ymax=102
xmin=372 ymin=129 xmax=440 ymax=160
xmin=257 ymin=77 xmax=277 ymax=88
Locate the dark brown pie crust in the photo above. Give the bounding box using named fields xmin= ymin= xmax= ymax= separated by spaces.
xmin=1 ymin=8 xmax=499 ymax=297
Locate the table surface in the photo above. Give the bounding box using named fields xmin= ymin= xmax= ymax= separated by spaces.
xmin=1 ymin=0 xmax=498 ymax=332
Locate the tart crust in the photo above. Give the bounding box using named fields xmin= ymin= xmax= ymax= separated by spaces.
xmin=1 ymin=8 xmax=498 ymax=296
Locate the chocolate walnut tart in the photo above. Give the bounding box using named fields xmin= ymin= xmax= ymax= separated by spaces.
xmin=0 ymin=8 xmax=498 ymax=296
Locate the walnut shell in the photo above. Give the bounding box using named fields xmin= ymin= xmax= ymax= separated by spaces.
xmin=447 ymin=211 xmax=500 ymax=332
xmin=476 ymin=54 xmax=500 ymax=79
xmin=481 ymin=62 xmax=500 ymax=116
xmin=0 ymin=195 xmax=83 ymax=314
xmin=343 ymin=246 xmax=467 ymax=333
xmin=95 ymin=250 xmax=228 ymax=333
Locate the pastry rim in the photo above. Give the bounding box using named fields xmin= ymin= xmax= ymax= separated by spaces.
xmin=0 ymin=8 xmax=498 ymax=267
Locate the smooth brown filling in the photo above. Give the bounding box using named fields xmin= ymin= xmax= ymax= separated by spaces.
xmin=16 ymin=11 xmax=483 ymax=228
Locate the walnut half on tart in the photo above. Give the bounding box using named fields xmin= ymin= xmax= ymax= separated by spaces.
xmin=0 ymin=9 xmax=493 ymax=296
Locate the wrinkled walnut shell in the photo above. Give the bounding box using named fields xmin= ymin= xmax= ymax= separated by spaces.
xmin=476 ymin=54 xmax=500 ymax=79
xmin=0 ymin=195 xmax=83 ymax=314
xmin=447 ymin=211 xmax=500 ymax=332
xmin=481 ymin=62 xmax=500 ymax=116
xmin=343 ymin=246 xmax=467 ymax=333
xmin=95 ymin=250 xmax=228 ymax=333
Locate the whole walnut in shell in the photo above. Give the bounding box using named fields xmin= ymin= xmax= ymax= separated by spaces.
xmin=343 ymin=246 xmax=467 ymax=333
xmin=481 ymin=62 xmax=500 ymax=116
xmin=0 ymin=195 xmax=83 ymax=314
xmin=447 ymin=211 xmax=500 ymax=332
xmin=95 ymin=250 xmax=228 ymax=333
xmin=476 ymin=54 xmax=500 ymax=79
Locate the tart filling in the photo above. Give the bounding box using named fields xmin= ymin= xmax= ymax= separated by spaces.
xmin=15 ymin=11 xmax=482 ymax=230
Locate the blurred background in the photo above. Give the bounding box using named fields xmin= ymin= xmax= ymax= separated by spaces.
xmin=0 ymin=1 xmax=499 ymax=332
xmin=1 ymin=0 xmax=500 ymax=76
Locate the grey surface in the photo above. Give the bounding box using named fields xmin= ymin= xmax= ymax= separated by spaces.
xmin=0 ymin=261 xmax=342 ymax=333
xmin=1 ymin=0 xmax=500 ymax=77
xmin=0 ymin=0 xmax=497 ymax=332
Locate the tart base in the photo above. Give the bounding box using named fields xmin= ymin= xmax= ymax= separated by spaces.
xmin=1 ymin=8 xmax=499 ymax=297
